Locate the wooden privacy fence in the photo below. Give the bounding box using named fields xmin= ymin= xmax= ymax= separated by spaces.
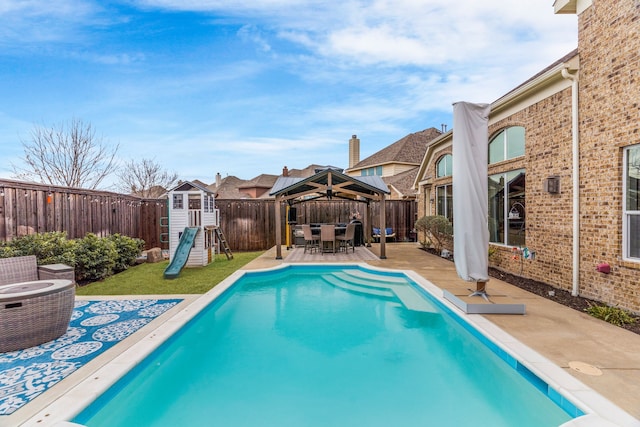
xmin=217 ymin=199 xmax=418 ymax=252
xmin=0 ymin=179 xmax=167 ymax=250
xmin=0 ymin=179 xmax=417 ymax=253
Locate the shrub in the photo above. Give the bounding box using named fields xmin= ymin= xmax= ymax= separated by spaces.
xmin=74 ymin=233 xmax=118 ymax=282
xmin=585 ymin=302 xmax=636 ymax=327
xmin=108 ymin=234 xmax=145 ymax=273
xmin=0 ymin=244 xmax=17 ymax=259
xmin=415 ymin=215 xmax=453 ymax=252
xmin=0 ymin=231 xmax=75 ymax=265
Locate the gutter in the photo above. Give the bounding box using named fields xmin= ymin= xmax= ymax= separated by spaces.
xmin=561 ymin=67 xmax=580 ymax=296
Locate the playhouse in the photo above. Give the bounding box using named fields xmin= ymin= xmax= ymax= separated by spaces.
xmin=164 ymin=181 xmax=220 ymax=278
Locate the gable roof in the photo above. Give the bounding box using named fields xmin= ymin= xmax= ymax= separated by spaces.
xmin=270 ymin=167 xmax=389 ymax=202
xmin=207 ymin=175 xmax=251 ymax=199
xmin=238 ymin=173 xmax=278 ymax=189
xmin=349 ymin=127 xmax=442 ymax=170
xmin=383 ymin=168 xmax=419 ymax=198
xmin=169 ymin=180 xmax=213 ymax=194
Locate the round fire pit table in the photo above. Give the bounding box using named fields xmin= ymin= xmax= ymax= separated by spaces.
xmin=0 ymin=279 xmax=75 ymax=353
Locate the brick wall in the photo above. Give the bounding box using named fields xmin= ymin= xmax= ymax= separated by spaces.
xmin=487 ymin=92 xmax=575 ymax=291
xmin=575 ymin=0 xmax=640 ymax=310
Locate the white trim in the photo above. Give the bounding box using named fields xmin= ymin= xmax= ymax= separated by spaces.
xmin=623 ymin=145 xmax=640 ymax=262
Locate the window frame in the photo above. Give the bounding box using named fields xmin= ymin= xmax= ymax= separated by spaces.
xmin=172 ymin=193 xmax=184 ymax=209
xmin=436 ymin=183 xmax=453 ymax=220
xmin=489 ymin=126 xmax=525 ymax=164
xmin=436 ymin=154 xmax=452 ymax=178
xmin=623 ymin=145 xmax=640 ymax=261
xmin=488 ymin=169 xmax=526 ymax=247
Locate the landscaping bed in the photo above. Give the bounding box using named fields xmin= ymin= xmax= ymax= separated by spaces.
xmin=489 ymin=267 xmax=640 ymax=336
xmin=423 ymin=247 xmax=640 ymax=335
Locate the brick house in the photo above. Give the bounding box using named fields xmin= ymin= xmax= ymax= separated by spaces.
xmin=414 ymin=0 xmax=640 ymax=313
xmin=345 ymin=128 xmax=442 ymax=200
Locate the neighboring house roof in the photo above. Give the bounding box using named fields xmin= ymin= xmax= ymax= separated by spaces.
xmin=208 ymin=166 xmax=321 ymax=199
xmin=238 ymin=174 xmax=278 ymax=190
xmin=349 ymin=127 xmax=442 ymax=170
xmin=286 ymin=164 xmax=326 ymax=178
xmin=208 ymin=175 xmax=251 ymax=199
xmin=191 ymin=179 xmax=209 ymax=188
xmin=383 ymin=168 xmax=419 ymax=199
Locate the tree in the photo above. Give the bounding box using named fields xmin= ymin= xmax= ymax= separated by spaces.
xmin=12 ymin=119 xmax=119 ymax=189
xmin=117 ymin=158 xmax=178 ymax=198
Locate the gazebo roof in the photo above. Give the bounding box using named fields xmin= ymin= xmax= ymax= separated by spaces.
xmin=269 ymin=167 xmax=390 ymax=202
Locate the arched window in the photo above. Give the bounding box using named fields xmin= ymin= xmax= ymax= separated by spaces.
xmin=489 ymin=126 xmax=525 ymax=164
xmin=436 ymin=154 xmax=452 ymax=177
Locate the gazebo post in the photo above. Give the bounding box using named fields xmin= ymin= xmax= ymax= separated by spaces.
xmin=379 ymin=193 xmax=387 ymax=259
xmin=275 ymin=196 xmax=283 ymax=259
xmin=364 ymin=201 xmax=371 ymax=247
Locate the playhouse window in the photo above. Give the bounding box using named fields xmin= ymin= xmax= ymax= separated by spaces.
xmin=188 ymin=194 xmax=201 ymax=210
xmin=173 ymin=194 xmax=184 ymax=209
xmin=489 ymin=126 xmax=525 ymax=164
xmin=624 ymin=145 xmax=640 ymax=260
xmin=488 ymin=169 xmax=525 ymax=246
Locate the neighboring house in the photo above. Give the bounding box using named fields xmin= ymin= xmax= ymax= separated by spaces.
xmin=414 ymin=0 xmax=640 ymax=313
xmin=345 ymin=128 xmax=442 ymax=200
xmin=208 ymin=174 xmax=252 ymax=199
xmin=237 ymin=174 xmax=278 ymax=199
xmin=208 ymin=166 xmax=323 ymax=199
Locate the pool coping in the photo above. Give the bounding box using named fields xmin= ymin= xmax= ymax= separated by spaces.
xmin=17 ymin=263 xmax=640 ymax=427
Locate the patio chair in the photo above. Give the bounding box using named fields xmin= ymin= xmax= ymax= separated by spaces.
xmin=320 ymin=224 xmax=336 ymax=255
xmin=302 ymin=224 xmax=320 ymax=254
xmin=336 ymin=222 xmax=356 ymax=253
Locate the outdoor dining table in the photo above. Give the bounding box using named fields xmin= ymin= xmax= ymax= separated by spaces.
xmin=310 ymin=225 xmax=346 ymax=235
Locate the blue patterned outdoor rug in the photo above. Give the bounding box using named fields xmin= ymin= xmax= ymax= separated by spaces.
xmin=0 ymin=298 xmax=182 ymax=416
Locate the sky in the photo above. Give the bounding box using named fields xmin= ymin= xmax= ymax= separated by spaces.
xmin=0 ymin=0 xmax=577 ymax=189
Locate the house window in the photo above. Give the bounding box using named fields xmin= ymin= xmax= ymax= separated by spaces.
xmin=436 ymin=154 xmax=452 ymax=178
xmin=436 ymin=184 xmax=453 ymax=220
xmin=172 ymin=194 xmax=183 ymax=209
xmin=489 ymin=126 xmax=525 ymax=164
xmin=360 ymin=166 xmax=383 ymax=176
xmin=624 ymin=145 xmax=640 ymax=260
xmin=488 ymin=169 xmax=525 ymax=246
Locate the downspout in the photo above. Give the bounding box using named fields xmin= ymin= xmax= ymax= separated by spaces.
xmin=562 ymin=67 xmax=580 ymax=296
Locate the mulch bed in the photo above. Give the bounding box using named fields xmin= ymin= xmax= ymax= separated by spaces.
xmin=424 ymin=248 xmax=640 ymax=335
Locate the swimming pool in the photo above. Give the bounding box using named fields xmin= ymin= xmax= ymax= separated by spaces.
xmin=67 ymin=264 xmax=574 ymax=427
xmin=23 ymin=264 xmax=635 ymax=426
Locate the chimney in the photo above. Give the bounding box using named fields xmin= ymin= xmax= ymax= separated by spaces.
xmin=283 ymin=166 xmax=289 ymax=177
xmin=349 ymin=134 xmax=360 ymax=168
xmin=215 ymin=172 xmax=221 ymax=187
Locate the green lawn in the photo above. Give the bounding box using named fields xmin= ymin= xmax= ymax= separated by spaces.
xmin=75 ymin=251 xmax=264 ymax=295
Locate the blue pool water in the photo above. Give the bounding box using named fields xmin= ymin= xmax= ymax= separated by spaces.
xmin=74 ymin=265 xmax=573 ymax=426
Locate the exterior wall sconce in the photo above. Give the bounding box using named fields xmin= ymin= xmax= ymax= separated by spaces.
xmin=544 ymin=176 xmax=560 ymax=194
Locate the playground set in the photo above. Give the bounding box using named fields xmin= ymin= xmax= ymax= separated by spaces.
xmin=163 ymin=181 xmax=232 ymax=279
